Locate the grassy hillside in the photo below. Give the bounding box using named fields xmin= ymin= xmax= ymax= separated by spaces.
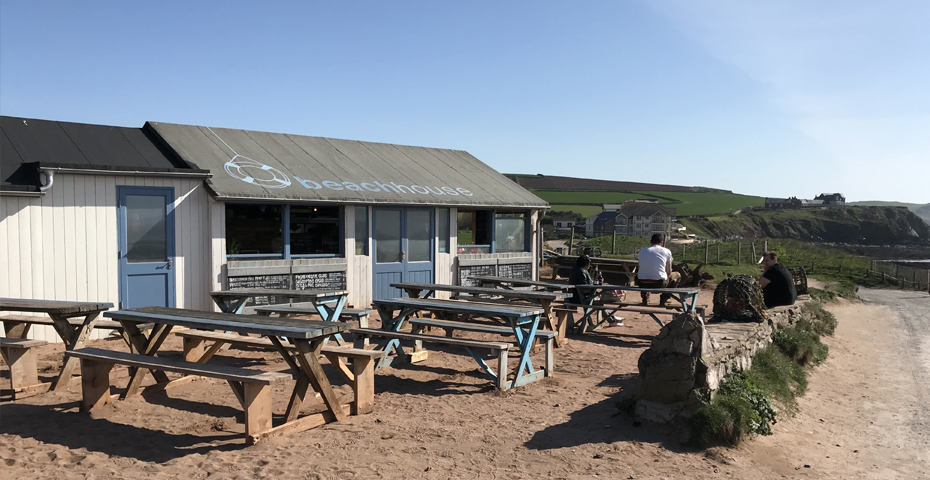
xmin=849 ymin=201 xmax=930 ymax=226
xmin=680 ymin=206 xmax=930 ymax=245
xmin=530 ymin=188 xmax=764 ymax=217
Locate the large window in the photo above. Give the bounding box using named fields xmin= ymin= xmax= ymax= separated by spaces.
xmin=290 ymin=206 xmax=340 ymax=256
xmin=226 ymin=205 xmax=282 ymax=257
xmin=226 ymin=204 xmax=342 ymax=259
xmin=495 ymin=212 xmax=527 ymax=253
xmin=355 ymin=206 xmax=368 ymax=255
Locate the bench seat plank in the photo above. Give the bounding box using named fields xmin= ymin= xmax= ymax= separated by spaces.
xmin=0 ymin=337 xmax=48 ymax=348
xmin=174 ymin=330 xmax=381 ymax=358
xmin=253 ymin=306 xmax=371 ymax=319
xmin=408 ymin=318 xmax=557 ymax=339
xmin=66 ymin=347 xmax=290 ymax=385
xmin=350 ymin=328 xmax=511 ymax=350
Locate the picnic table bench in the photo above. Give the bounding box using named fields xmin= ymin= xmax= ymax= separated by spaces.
xmin=0 ymin=337 xmax=48 ymax=399
xmin=571 ymin=285 xmax=703 ymax=333
xmin=211 ymin=289 xmax=350 ymax=344
xmin=392 ymin=282 xmax=571 ymax=347
xmin=80 ymin=306 xmax=357 ymax=445
xmin=173 ymin=329 xmax=378 ymax=415
xmin=467 ymin=275 xmax=574 ymax=292
xmin=1 ymin=298 xmax=113 ymax=391
xmin=366 ymin=297 xmax=550 ymax=390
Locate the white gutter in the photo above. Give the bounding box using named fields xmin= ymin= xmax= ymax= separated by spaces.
xmin=41 ymin=167 xmax=212 ymax=179
xmin=39 ymin=169 xmax=55 ymax=192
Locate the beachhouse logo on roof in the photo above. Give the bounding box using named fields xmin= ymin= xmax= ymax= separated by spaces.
xmin=291 ymin=176 xmax=473 ymax=196
xmin=210 ymin=127 xmax=473 ymax=196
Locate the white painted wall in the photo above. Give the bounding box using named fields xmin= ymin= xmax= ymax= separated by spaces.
xmin=0 ymin=173 xmax=213 ymax=342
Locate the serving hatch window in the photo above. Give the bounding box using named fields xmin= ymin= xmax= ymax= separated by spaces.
xmin=457 ymin=209 xmax=490 ymax=254
xmin=495 ymin=212 xmax=528 ymax=253
xmin=226 ymin=204 xmax=343 ymax=260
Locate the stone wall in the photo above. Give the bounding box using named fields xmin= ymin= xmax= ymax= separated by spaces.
xmin=635 ymin=296 xmax=809 ymax=423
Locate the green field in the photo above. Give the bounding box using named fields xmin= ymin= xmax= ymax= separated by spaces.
xmin=532 ymin=189 xmax=764 ymax=217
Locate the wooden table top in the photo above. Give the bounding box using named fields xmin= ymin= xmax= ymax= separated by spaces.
xmin=466 ymin=276 xmax=574 ymax=291
xmin=374 ymin=297 xmax=545 ymax=317
xmin=210 ymin=289 xmax=349 ymax=299
xmin=104 ymin=306 xmax=346 ymax=339
xmin=575 ymin=284 xmax=701 ymax=295
xmin=391 ymin=283 xmax=570 ymax=300
xmin=0 ymin=298 xmax=114 ymax=315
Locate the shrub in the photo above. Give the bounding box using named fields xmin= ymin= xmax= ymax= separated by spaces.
xmin=773 ymin=326 xmax=829 ymax=367
xmin=801 ymin=301 xmax=838 ymax=336
xmin=690 ymin=371 xmax=777 ymax=447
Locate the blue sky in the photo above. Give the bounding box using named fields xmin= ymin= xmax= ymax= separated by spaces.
xmin=2 ymin=1 xmax=928 ymax=203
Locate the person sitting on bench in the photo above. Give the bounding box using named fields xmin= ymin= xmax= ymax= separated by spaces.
xmin=569 ymin=255 xmax=594 ymax=305
xmin=636 ymin=233 xmax=681 ymax=306
xmin=759 ymin=251 xmax=797 ymax=308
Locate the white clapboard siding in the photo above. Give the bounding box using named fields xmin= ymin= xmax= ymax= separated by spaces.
xmin=0 ymin=173 xmax=213 ymax=343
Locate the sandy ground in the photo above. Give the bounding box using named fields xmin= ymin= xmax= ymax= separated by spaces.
xmin=1 ymin=286 xmax=928 ymax=479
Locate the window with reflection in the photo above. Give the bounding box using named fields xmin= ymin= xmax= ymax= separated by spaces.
xmin=290 ymin=206 xmax=341 ymax=256
xmin=437 ymin=208 xmax=450 ymax=253
xmin=495 ymin=212 xmax=528 ymax=252
xmin=355 ymin=206 xmax=368 ymax=255
xmin=226 ymin=204 xmax=283 ymax=258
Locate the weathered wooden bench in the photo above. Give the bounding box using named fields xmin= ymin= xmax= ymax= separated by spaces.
xmin=1 ymin=313 xmax=152 ymax=338
xmin=407 ymin=317 xmax=556 ymax=368
xmin=349 ymin=327 xmax=513 ymax=390
xmin=174 ymin=329 xmax=378 ymax=414
xmin=0 ymin=337 xmax=49 ymax=399
xmin=66 ymin=347 xmax=291 ymax=442
xmin=253 ymin=306 xmax=371 ymax=325
xmin=559 ymin=303 xmax=707 ymax=332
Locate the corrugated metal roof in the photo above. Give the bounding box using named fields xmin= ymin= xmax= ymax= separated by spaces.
xmin=146 ymin=122 xmax=548 ymax=208
xmin=1 ymin=116 xmax=201 ymax=190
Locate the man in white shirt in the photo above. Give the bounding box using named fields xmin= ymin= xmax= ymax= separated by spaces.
xmin=636 ymin=233 xmax=681 ymax=306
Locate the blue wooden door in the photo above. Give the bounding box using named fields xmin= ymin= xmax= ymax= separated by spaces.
xmin=372 ymin=207 xmax=434 ymax=300
xmin=117 ymin=187 xmax=176 ymax=309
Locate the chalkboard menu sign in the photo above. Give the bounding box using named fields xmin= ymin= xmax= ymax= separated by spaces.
xmin=498 ymin=263 xmax=532 ymax=280
xmin=459 ymin=264 xmax=496 ymax=287
xmin=294 ymin=271 xmax=346 ymax=290
xmin=227 ymin=274 xmax=292 ymax=306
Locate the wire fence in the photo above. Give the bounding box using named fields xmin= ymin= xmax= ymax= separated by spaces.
xmin=868 ymin=261 xmax=930 ymax=291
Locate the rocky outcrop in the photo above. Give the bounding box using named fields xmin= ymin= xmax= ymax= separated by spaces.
xmin=635 ymin=298 xmax=807 ymax=423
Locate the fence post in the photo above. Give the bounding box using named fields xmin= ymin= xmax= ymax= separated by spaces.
xmin=612 ymin=231 xmax=616 ymax=255
xmin=763 ymin=240 xmax=768 ymax=254
xmin=717 ymin=244 xmax=720 ymax=263
xmin=737 ymin=242 xmax=741 ymax=265
xmin=751 ymin=242 xmax=756 ymax=262
xmin=705 ymin=240 xmax=709 ymax=264
xmin=568 ymin=228 xmax=575 ymax=257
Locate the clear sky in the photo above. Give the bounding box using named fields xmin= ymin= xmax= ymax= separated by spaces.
xmin=2 ymin=1 xmax=928 ymax=203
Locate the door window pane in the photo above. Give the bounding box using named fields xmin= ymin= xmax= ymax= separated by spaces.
xmin=375 ymin=208 xmax=402 ymax=263
xmin=290 ymin=205 xmax=340 ymax=255
xmin=437 ymin=208 xmax=450 ymax=253
xmin=355 ymin=206 xmax=368 ymax=255
xmin=495 ymin=212 xmax=527 ymax=253
xmin=407 ymin=209 xmax=432 ymax=262
xmin=126 ymin=195 xmax=167 ymax=263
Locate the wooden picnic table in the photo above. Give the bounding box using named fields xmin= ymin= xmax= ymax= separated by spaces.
xmin=370 ymin=297 xmax=549 ymax=389
xmin=548 ymin=256 xmax=639 ymax=285
xmin=211 ymin=289 xmax=350 ymax=344
xmin=467 ymin=275 xmax=574 ymax=292
xmin=571 ymin=285 xmax=702 ymax=333
xmin=0 ymin=298 xmax=113 ymax=391
xmin=392 ymin=282 xmax=571 ymax=347
xmin=101 ymin=306 xmax=350 ymax=444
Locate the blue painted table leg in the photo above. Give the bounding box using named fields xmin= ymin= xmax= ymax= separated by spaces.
xmin=314 ymin=296 xmax=347 ymax=345
xmin=510 ymin=315 xmax=540 ymax=389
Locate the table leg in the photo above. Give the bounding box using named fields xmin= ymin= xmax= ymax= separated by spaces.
xmin=212 ymin=296 xmax=248 ymax=314
xmin=538 ymin=300 xmax=564 ymax=348
xmin=121 ymin=322 xmax=174 ymax=398
xmin=311 ymin=296 xmax=347 ymax=345
xmin=510 ymin=315 xmax=543 ymax=389
xmin=290 ymin=338 xmax=347 ymax=422
xmin=50 ymin=312 xmax=100 ymax=391
xmin=2 ymin=318 xmax=31 ymax=339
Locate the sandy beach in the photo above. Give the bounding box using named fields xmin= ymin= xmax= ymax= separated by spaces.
xmin=2 ymin=287 xmax=928 ymax=479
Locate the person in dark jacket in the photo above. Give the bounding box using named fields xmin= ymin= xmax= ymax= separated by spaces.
xmin=569 ymin=255 xmax=593 ymax=304
xmin=759 ymin=252 xmax=798 ymax=308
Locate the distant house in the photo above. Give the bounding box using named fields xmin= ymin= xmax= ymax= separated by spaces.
xmin=815 ymin=193 xmax=846 ymax=206
xmin=550 ymin=213 xmax=578 ymax=231
xmin=591 ymin=201 xmax=676 ymax=237
xmin=765 ymin=197 xmax=802 ymax=209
